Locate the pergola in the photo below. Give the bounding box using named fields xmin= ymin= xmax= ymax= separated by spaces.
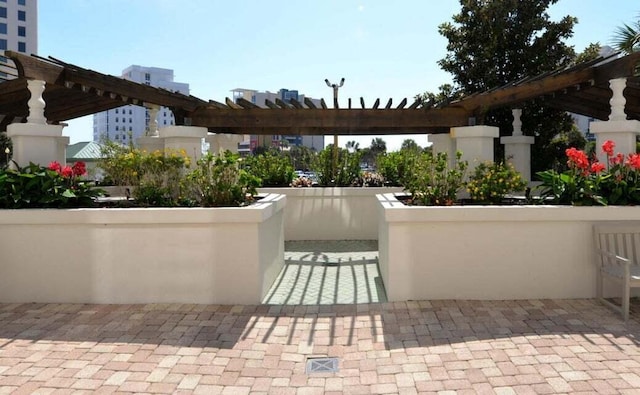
xmin=1 ymin=50 xmax=640 ymax=136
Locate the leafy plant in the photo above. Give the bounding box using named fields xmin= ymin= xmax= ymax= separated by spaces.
xmin=313 ymin=145 xmax=362 ymax=186
xmin=182 ymin=151 xmax=259 ymax=207
xmin=403 ymin=151 xmax=468 ymax=206
xmin=535 ymin=140 xmax=640 ymax=206
xmin=377 ymin=150 xmax=420 ymax=187
xmin=242 ymin=150 xmax=295 ymax=187
xmin=466 ymin=161 xmax=527 ymax=204
xmin=0 ymin=161 xmax=101 ymax=208
xmin=99 ymin=142 xmax=191 ymax=206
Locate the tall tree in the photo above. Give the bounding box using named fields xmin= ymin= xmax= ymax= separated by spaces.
xmin=425 ymin=0 xmax=584 ymax=172
xmin=370 ymin=138 xmax=387 ymax=155
xmin=612 ymin=12 xmax=640 ymax=54
xmin=400 ymin=139 xmax=420 ymax=152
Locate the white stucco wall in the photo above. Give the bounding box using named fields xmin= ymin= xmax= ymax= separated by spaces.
xmin=259 ymin=187 xmax=403 ymax=240
xmin=378 ymin=193 xmax=640 ymax=301
xmin=0 ymin=194 xmax=285 ymax=305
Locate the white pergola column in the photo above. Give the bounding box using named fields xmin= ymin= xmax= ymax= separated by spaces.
xmin=158 ymin=125 xmax=207 ymax=164
xmin=451 ymin=125 xmax=499 ymax=174
xmin=6 ymin=80 xmax=69 ymax=167
xmin=205 ymin=133 xmax=242 ymax=154
xmin=591 ymin=78 xmax=640 ymax=164
xmin=427 ymin=133 xmax=456 ymax=167
xmin=500 ymin=109 xmax=535 ymax=182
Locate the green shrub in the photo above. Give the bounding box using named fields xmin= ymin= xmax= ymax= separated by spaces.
xmin=377 ymin=150 xmax=420 ymax=186
xmin=313 ymin=145 xmax=362 ymax=186
xmin=467 ymin=161 xmax=527 ymax=204
xmin=242 ymin=150 xmax=295 ymax=187
xmin=403 ymin=151 xmax=468 ymax=206
xmin=182 ymin=151 xmax=259 ymax=207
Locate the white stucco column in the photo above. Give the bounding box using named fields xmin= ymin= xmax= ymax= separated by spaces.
xmin=6 ymin=80 xmax=69 ymax=167
xmin=427 ymin=133 xmax=456 ymax=167
xmin=205 ymin=133 xmax=242 ymax=154
xmin=450 ymin=125 xmax=499 ymax=173
xmin=500 ymin=109 xmax=535 ymax=182
xmin=136 ymin=105 xmax=164 ymax=152
xmin=158 ymin=126 xmax=207 ymax=164
xmin=590 ymin=78 xmax=640 ymax=163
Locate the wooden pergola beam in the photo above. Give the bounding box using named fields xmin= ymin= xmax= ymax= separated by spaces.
xmin=189 ymin=107 xmax=470 ymax=135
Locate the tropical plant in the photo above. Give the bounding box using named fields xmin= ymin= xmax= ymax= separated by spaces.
xmin=466 ymin=161 xmax=527 ymax=204
xmin=182 ymin=151 xmax=259 ymax=207
xmin=0 ymin=161 xmax=101 ymax=208
xmin=612 ymin=12 xmax=640 ymax=54
xmin=536 ymin=140 xmax=640 ymax=206
xmin=242 ymin=150 xmax=295 ymax=187
xmin=403 ymin=151 xmax=468 ymax=206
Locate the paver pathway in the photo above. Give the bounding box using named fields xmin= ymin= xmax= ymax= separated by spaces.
xmin=263 ymin=240 xmax=387 ymax=305
xmin=1 ymin=300 xmax=639 ymax=394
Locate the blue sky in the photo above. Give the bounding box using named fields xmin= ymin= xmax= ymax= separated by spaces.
xmin=39 ymin=0 xmax=639 ymax=151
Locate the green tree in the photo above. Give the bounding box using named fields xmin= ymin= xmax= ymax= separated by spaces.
xmin=345 ymin=140 xmax=360 ymax=152
xmin=424 ymin=0 xmax=583 ymax=174
xmin=612 ymin=12 xmax=640 ymax=54
xmin=400 ymin=139 xmax=420 ymax=152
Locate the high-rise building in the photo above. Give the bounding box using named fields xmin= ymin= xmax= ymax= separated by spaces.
xmin=93 ymin=65 xmax=189 ymax=144
xmin=231 ymin=88 xmax=324 ymax=152
xmin=0 ymin=0 xmax=38 ymax=80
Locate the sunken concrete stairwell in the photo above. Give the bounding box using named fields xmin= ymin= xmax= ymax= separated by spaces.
xmin=262 ymin=240 xmax=388 ymax=305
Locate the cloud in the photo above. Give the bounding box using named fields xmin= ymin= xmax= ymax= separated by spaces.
xmin=358 ymin=5 xmax=364 ymax=12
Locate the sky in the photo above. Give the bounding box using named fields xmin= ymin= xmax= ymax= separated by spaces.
xmin=38 ymin=0 xmax=639 ymax=152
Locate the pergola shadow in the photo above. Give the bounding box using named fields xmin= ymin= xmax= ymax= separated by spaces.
xmin=0 ymin=300 xmax=638 ymax=352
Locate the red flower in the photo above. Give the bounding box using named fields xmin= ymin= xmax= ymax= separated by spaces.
xmin=48 ymin=161 xmax=62 ymax=173
xmin=72 ymin=161 xmax=87 ymax=176
xmin=602 ymin=140 xmax=615 ymax=157
xmin=566 ymin=147 xmax=589 ymax=170
xmin=610 ymin=153 xmax=625 ymax=166
xmin=590 ymin=162 xmax=606 ymax=173
xmin=627 ymin=153 xmax=640 ymax=170
xmin=60 ymin=166 xmax=73 ymax=178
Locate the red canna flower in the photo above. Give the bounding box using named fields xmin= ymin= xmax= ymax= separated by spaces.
xmin=48 ymin=161 xmax=62 ymax=173
xmin=602 ymin=140 xmax=615 ymax=157
xmin=566 ymin=147 xmax=589 ymax=170
xmin=72 ymin=161 xmax=87 ymax=176
xmin=610 ymin=153 xmax=625 ymax=166
xmin=626 ymin=153 xmax=640 ymax=170
xmin=60 ymin=166 xmax=73 ymax=178
xmin=590 ymin=162 xmax=606 ymax=173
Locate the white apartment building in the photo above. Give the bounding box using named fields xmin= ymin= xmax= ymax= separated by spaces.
xmin=0 ymin=0 xmax=37 ymax=80
xmin=93 ymin=65 xmax=189 ymax=144
xmin=231 ymin=88 xmax=324 ymax=152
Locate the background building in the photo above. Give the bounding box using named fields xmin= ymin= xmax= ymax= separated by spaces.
xmin=0 ymin=0 xmax=38 ymax=80
xmin=231 ymin=88 xmax=324 ymax=152
xmin=92 ymin=66 xmax=189 ymax=144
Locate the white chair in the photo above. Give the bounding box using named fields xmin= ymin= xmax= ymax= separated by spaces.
xmin=593 ymin=222 xmax=640 ymax=321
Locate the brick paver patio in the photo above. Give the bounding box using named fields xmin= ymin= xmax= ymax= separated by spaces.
xmin=1 ymin=299 xmax=639 ymax=394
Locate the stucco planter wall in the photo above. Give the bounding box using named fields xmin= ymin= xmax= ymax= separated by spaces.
xmin=259 ymin=187 xmax=403 ymax=240
xmin=0 ymin=194 xmax=285 ymax=305
xmin=377 ymin=193 xmax=640 ymax=301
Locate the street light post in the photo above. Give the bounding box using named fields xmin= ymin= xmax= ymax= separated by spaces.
xmin=325 ymin=78 xmax=345 ymax=184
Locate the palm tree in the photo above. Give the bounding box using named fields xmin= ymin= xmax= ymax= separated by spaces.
xmin=345 ymin=140 xmax=360 ymax=152
xmin=612 ymin=13 xmax=640 ymax=54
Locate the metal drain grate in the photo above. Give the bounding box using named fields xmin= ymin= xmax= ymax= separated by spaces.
xmin=306 ymin=357 xmax=339 ymax=374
